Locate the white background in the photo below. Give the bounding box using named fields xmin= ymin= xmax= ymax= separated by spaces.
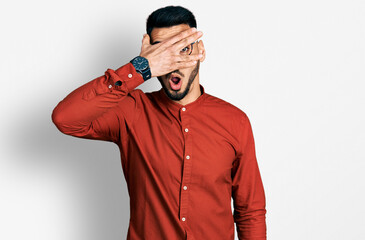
xmin=1 ymin=0 xmax=364 ymax=239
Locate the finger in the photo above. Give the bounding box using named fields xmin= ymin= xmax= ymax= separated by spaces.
xmin=172 ymin=31 xmax=203 ymax=51
xmin=163 ymin=27 xmax=197 ymax=46
xmin=172 ymin=53 xmax=203 ymax=63
xmin=174 ymin=60 xmax=199 ymax=69
xmin=141 ymin=34 xmax=150 ymax=47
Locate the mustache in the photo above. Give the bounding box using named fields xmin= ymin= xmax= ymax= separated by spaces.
xmin=167 ymin=70 xmax=185 ymax=78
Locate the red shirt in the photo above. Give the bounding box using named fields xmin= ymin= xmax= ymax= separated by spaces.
xmin=52 ymin=62 xmax=267 ymax=240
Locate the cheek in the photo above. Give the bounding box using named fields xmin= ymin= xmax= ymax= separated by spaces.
xmin=159 ymin=75 xmax=167 ymax=82
xmin=180 ymin=68 xmax=193 ymax=79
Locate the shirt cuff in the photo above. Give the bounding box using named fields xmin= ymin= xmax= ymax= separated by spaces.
xmin=105 ymin=62 xmax=145 ymax=93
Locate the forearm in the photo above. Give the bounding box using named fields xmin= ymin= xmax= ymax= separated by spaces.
xmin=232 ymin=114 xmax=267 ymax=239
xmin=233 ymin=182 xmax=267 ymax=240
xmin=51 ymin=62 xmax=144 ymax=137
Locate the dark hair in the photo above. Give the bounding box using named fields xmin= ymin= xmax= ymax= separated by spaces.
xmin=146 ymin=6 xmax=197 ymax=36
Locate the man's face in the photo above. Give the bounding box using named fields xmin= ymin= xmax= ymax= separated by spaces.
xmin=150 ymin=24 xmax=203 ymax=101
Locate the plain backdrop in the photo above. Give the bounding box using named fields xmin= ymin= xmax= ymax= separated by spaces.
xmin=1 ymin=0 xmax=364 ymax=239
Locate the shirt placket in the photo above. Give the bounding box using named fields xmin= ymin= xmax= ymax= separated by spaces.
xmin=178 ymin=106 xmax=194 ymax=240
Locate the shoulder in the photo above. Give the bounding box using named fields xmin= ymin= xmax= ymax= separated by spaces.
xmin=204 ymin=93 xmax=249 ymax=122
xmin=129 ymin=88 xmax=160 ymax=100
xmin=129 ymin=88 xmax=144 ymax=97
xmin=127 ymin=88 xmax=161 ymax=108
xmin=126 ymin=88 xmax=149 ymax=102
xmin=204 ymin=93 xmax=253 ymax=156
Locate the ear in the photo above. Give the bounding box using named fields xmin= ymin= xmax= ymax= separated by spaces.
xmin=197 ymin=40 xmax=206 ymax=62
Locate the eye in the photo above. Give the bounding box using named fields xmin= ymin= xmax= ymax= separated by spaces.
xmin=181 ymin=46 xmax=189 ymax=52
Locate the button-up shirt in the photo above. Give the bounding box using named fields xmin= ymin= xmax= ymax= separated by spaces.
xmin=52 ymin=62 xmax=267 ymax=240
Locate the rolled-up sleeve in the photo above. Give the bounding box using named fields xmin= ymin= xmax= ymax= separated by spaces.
xmin=232 ymin=114 xmax=267 ymax=240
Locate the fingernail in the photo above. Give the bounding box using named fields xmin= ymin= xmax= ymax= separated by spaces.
xmin=192 ymin=27 xmax=197 ymax=32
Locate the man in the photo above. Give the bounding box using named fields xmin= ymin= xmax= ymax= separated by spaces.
xmin=52 ymin=5 xmax=267 ymax=240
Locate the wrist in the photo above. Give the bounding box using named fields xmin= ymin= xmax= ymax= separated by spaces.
xmin=130 ymin=56 xmax=152 ymax=81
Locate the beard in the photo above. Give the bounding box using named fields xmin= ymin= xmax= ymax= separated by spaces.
xmin=158 ymin=61 xmax=200 ymax=101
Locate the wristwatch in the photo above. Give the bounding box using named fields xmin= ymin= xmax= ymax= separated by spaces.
xmin=130 ymin=56 xmax=152 ymax=81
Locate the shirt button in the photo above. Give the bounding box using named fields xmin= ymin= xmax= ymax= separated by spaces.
xmin=108 ymin=84 xmax=112 ymax=89
xmin=186 ymin=155 xmax=190 ymax=159
xmin=128 ymin=73 xmax=133 ymax=78
xmin=182 ymin=107 xmax=186 ymax=111
xmin=184 ymin=128 xmax=189 ymax=132
xmin=183 ymin=186 xmax=187 ymax=190
xmin=182 ymin=217 xmax=186 ymax=221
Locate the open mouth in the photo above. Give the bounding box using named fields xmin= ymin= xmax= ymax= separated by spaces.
xmin=169 ymin=74 xmax=182 ymax=90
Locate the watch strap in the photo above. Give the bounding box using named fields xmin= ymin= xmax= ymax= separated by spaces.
xmin=140 ymin=66 xmax=152 ymax=81
xmin=130 ymin=56 xmax=152 ymax=81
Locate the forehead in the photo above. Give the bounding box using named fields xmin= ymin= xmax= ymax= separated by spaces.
xmin=150 ymin=24 xmax=191 ymax=44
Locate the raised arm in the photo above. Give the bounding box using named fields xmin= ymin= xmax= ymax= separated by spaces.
xmin=52 ymin=27 xmax=204 ymax=143
xmin=51 ymin=62 xmax=145 ymax=143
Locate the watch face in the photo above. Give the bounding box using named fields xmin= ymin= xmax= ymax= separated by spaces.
xmin=133 ymin=57 xmax=148 ymax=71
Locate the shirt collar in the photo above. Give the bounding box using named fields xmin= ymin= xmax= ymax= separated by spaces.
xmin=157 ymin=84 xmax=207 ymax=111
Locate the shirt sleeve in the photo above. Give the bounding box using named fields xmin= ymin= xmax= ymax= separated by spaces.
xmin=231 ymin=114 xmax=267 ymax=240
xmin=51 ymin=62 xmax=145 ymax=143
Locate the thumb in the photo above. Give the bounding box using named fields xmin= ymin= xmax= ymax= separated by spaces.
xmin=142 ymin=34 xmax=150 ymax=47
